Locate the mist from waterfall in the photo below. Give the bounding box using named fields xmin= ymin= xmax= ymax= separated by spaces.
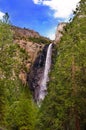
xmin=37 ymin=43 xmax=52 ymax=105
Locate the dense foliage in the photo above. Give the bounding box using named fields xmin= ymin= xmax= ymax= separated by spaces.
xmin=37 ymin=0 xmax=86 ymax=130
xmin=28 ymin=36 xmax=51 ymax=44
xmin=0 ymin=18 xmax=38 ymax=130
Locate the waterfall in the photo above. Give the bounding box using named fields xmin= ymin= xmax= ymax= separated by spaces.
xmin=37 ymin=43 xmax=52 ymax=105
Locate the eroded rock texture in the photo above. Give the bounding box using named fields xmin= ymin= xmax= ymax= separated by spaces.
xmin=55 ymin=22 xmax=66 ymax=43
xmin=27 ymin=44 xmax=49 ymax=101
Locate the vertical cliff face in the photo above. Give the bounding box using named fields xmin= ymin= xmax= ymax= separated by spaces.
xmin=27 ymin=43 xmax=55 ymax=106
xmin=12 ymin=26 xmax=47 ymax=70
xmin=27 ymin=44 xmax=49 ymax=94
xmin=11 ymin=26 xmax=51 ymax=84
xmin=55 ymin=22 xmax=66 ymax=43
xmin=15 ymin=40 xmax=44 ymax=85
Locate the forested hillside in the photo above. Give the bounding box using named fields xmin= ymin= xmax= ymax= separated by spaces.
xmin=0 ymin=17 xmax=39 ymax=129
xmin=37 ymin=0 xmax=86 ymax=130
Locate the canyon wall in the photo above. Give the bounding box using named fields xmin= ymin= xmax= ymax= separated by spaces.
xmin=55 ymin=22 xmax=66 ymax=43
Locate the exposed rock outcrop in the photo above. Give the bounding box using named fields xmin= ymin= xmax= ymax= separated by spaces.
xmin=55 ymin=22 xmax=66 ymax=43
xmin=11 ymin=26 xmax=40 ymax=39
xmin=15 ymin=39 xmax=44 ymax=68
xmin=11 ymin=26 xmax=51 ymax=84
xmin=27 ymin=44 xmax=49 ymax=100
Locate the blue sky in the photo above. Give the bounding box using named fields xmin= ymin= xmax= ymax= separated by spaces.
xmin=0 ymin=0 xmax=80 ymax=39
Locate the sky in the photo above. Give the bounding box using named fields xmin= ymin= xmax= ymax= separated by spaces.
xmin=0 ymin=0 xmax=80 ymax=40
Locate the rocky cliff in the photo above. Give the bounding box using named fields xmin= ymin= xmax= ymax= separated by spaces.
xmin=27 ymin=44 xmax=49 ymax=100
xmin=11 ymin=26 xmax=40 ymax=39
xmin=55 ymin=22 xmax=66 ymax=43
xmin=11 ymin=23 xmax=66 ymax=84
xmin=11 ymin=26 xmax=51 ymax=84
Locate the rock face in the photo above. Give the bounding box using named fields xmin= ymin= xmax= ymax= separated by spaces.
xmin=11 ymin=26 xmax=51 ymax=84
xmin=15 ymin=39 xmax=44 ymax=68
xmin=27 ymin=44 xmax=55 ymax=103
xmin=14 ymin=39 xmax=44 ymax=85
xmin=12 ymin=26 xmax=51 ymax=70
xmin=11 ymin=26 xmax=40 ymax=39
xmin=55 ymin=22 xmax=66 ymax=43
xmin=27 ymin=44 xmax=49 ymax=101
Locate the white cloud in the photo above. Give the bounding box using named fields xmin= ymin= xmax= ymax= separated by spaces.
xmin=33 ymin=0 xmax=80 ymax=19
xmin=46 ymin=26 xmax=57 ymax=40
xmin=47 ymin=32 xmax=55 ymax=40
xmin=0 ymin=11 xmax=5 ymax=20
xmin=32 ymin=0 xmax=42 ymax=4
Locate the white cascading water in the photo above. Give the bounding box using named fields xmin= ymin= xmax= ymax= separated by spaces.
xmin=38 ymin=43 xmax=52 ymax=105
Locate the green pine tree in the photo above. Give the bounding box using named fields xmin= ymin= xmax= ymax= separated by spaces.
xmin=37 ymin=0 xmax=86 ymax=129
